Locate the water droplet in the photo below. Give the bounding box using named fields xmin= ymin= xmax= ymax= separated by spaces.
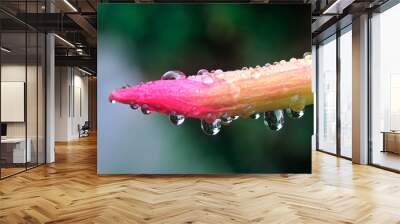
xmin=214 ymin=69 xmax=223 ymax=74
xmin=221 ymin=114 xmax=233 ymax=125
xmin=255 ymin=65 xmax=261 ymax=69
xmin=232 ymin=115 xmax=239 ymax=120
xmin=251 ymin=72 xmax=261 ymax=79
xmin=250 ymin=113 xmax=261 ymax=119
xmin=273 ymin=62 xmax=279 ymax=65
xmin=280 ymin=60 xmax=286 ymax=64
xmin=202 ymin=76 xmax=214 ymax=84
xmin=111 ymin=100 xmax=116 ymax=104
xmin=161 ymin=70 xmax=184 ymax=80
xmin=141 ymin=104 xmax=151 ymax=115
xmin=197 ymin=69 xmax=208 ymax=76
xmin=201 ymin=119 xmax=221 ymax=136
xmin=289 ymin=58 xmax=297 ymax=63
xmin=264 ymin=110 xmax=284 ymax=131
xmin=285 ymin=108 xmax=304 ymax=119
xmin=242 ymin=67 xmax=248 ymax=70
xmin=130 ymin=104 xmax=139 ymax=110
xmin=169 ymin=113 xmax=185 ymax=126
xmin=264 ymin=63 xmax=271 ymax=67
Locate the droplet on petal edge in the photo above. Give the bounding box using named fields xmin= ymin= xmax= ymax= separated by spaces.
xmin=141 ymin=104 xmax=151 ymax=115
xmin=263 ymin=110 xmax=284 ymax=131
xmin=169 ymin=113 xmax=185 ymax=126
xmin=201 ymin=119 xmax=221 ymax=136
xmin=130 ymin=104 xmax=139 ymax=110
xmin=161 ymin=70 xmax=184 ymax=80
xmin=250 ymin=113 xmax=261 ymax=119
xmin=221 ymin=114 xmax=233 ymax=125
xmin=285 ymin=108 xmax=304 ymax=119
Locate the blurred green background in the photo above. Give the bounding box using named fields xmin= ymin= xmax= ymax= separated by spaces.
xmin=98 ymin=4 xmax=312 ymax=173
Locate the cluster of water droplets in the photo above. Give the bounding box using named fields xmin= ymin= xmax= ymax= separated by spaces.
xmin=111 ymin=52 xmax=310 ymax=135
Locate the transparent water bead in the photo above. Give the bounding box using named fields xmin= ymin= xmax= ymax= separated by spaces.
xmin=169 ymin=113 xmax=185 ymax=126
xmin=202 ymin=76 xmax=214 ymax=84
xmin=264 ymin=110 xmax=284 ymax=131
xmin=130 ymin=104 xmax=139 ymax=110
xmin=110 ymin=100 xmax=116 ymax=104
xmin=250 ymin=113 xmax=261 ymax=119
xmin=197 ymin=69 xmax=208 ymax=76
xmin=141 ymin=104 xmax=151 ymax=115
xmin=161 ymin=70 xmax=184 ymax=80
xmin=201 ymin=119 xmax=222 ymax=136
xmin=285 ymin=108 xmax=304 ymax=119
xmin=221 ymin=114 xmax=233 ymax=125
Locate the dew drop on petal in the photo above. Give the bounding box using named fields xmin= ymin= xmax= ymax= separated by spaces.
xmin=141 ymin=104 xmax=151 ymax=115
xmin=264 ymin=110 xmax=284 ymax=131
xmin=221 ymin=114 xmax=233 ymax=125
xmin=197 ymin=69 xmax=208 ymax=76
xmin=202 ymin=76 xmax=214 ymax=84
xmin=111 ymin=100 xmax=116 ymax=104
xmin=285 ymin=108 xmax=305 ymax=119
xmin=169 ymin=113 xmax=185 ymax=126
xmin=130 ymin=104 xmax=139 ymax=110
xmin=161 ymin=70 xmax=184 ymax=80
xmin=242 ymin=67 xmax=248 ymax=70
xmin=201 ymin=119 xmax=222 ymax=136
xmin=250 ymin=113 xmax=261 ymax=119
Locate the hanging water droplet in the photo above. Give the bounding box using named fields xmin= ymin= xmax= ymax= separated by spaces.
xmin=197 ymin=69 xmax=208 ymax=76
xmin=161 ymin=70 xmax=184 ymax=80
xmin=250 ymin=113 xmax=261 ymax=119
xmin=264 ymin=110 xmax=284 ymax=131
xmin=285 ymin=108 xmax=304 ymax=119
xmin=169 ymin=113 xmax=185 ymax=126
xmin=201 ymin=119 xmax=221 ymax=136
xmin=130 ymin=104 xmax=139 ymax=110
xmin=221 ymin=114 xmax=233 ymax=125
xmin=111 ymin=100 xmax=116 ymax=104
xmin=141 ymin=104 xmax=151 ymax=115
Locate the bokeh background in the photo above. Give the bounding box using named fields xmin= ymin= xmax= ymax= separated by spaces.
xmin=97 ymin=4 xmax=312 ymax=174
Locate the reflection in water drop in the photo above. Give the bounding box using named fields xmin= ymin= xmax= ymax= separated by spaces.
xmin=264 ymin=110 xmax=284 ymax=131
xmin=161 ymin=70 xmax=183 ymax=80
xmin=111 ymin=100 xmax=116 ymax=104
xmin=285 ymin=108 xmax=304 ymax=119
xmin=169 ymin=113 xmax=185 ymax=126
xmin=221 ymin=114 xmax=233 ymax=125
xmin=130 ymin=104 xmax=139 ymax=110
xmin=141 ymin=104 xmax=151 ymax=115
xmin=250 ymin=113 xmax=261 ymax=119
xmin=201 ymin=119 xmax=221 ymax=136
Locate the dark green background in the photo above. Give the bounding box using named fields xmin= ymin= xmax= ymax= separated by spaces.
xmin=98 ymin=4 xmax=313 ymax=173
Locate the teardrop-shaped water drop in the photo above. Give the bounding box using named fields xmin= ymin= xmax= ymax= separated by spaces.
xmin=141 ymin=104 xmax=151 ymax=115
xmin=250 ymin=113 xmax=261 ymax=119
xmin=285 ymin=108 xmax=304 ymax=119
xmin=130 ymin=104 xmax=139 ymax=110
xmin=221 ymin=114 xmax=233 ymax=125
xmin=201 ymin=119 xmax=221 ymax=136
xmin=161 ymin=70 xmax=184 ymax=80
xmin=264 ymin=110 xmax=284 ymax=131
xmin=169 ymin=113 xmax=185 ymax=126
